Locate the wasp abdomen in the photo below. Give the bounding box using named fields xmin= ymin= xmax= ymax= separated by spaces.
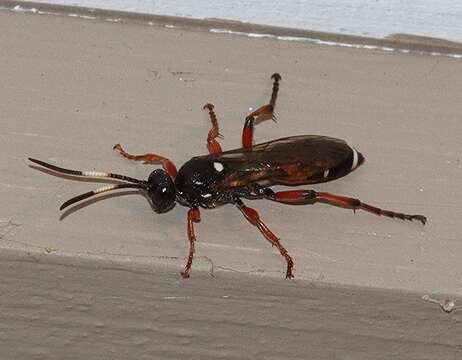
xmin=318 ymin=146 xmax=365 ymax=183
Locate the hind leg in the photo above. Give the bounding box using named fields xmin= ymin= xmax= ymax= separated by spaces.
xmin=257 ymin=188 xmax=427 ymax=225
xmin=242 ymin=73 xmax=281 ymax=148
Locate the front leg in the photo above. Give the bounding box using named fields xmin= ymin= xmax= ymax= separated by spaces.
xmin=181 ymin=207 xmax=201 ymax=278
xmin=234 ymin=198 xmax=294 ymax=278
xmin=113 ymin=144 xmax=177 ymax=178
xmin=260 ymin=188 xmax=427 ymax=225
xmin=242 ymin=73 xmax=281 ymax=148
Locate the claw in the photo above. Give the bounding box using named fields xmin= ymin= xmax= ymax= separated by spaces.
xmin=271 ymin=73 xmax=282 ymax=81
xmin=412 ymin=215 xmax=427 ymax=225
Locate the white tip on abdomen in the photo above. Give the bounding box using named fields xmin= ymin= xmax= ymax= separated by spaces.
xmin=351 ymin=147 xmax=359 ymax=170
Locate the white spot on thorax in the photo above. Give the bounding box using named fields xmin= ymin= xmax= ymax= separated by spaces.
xmin=323 ymin=169 xmax=330 ymax=178
xmin=351 ymin=147 xmax=359 ymax=170
xmin=213 ymin=162 xmax=224 ymax=172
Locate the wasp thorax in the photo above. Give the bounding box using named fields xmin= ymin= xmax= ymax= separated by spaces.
xmin=146 ymin=169 xmax=176 ymax=213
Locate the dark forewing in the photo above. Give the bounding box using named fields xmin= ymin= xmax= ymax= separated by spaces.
xmin=202 ymin=135 xmax=364 ymax=189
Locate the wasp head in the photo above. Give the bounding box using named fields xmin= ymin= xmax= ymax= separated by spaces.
xmin=146 ymin=169 xmax=176 ymax=213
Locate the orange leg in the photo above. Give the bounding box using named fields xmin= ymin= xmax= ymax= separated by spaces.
xmin=181 ymin=207 xmax=201 ymax=278
xmin=242 ymin=73 xmax=281 ymax=148
xmin=264 ymin=189 xmax=427 ymax=225
xmin=242 ymin=116 xmax=256 ymax=149
xmin=203 ymin=103 xmax=223 ymax=154
xmin=235 ymin=198 xmax=294 ymax=278
xmin=113 ymin=144 xmax=177 ymax=178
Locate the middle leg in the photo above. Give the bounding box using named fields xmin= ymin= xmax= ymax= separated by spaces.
xmin=234 ymin=198 xmax=294 ymax=278
xmin=203 ymin=103 xmax=223 ymax=154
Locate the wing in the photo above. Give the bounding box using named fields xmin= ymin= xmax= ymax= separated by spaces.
xmin=198 ymin=135 xmax=364 ymax=190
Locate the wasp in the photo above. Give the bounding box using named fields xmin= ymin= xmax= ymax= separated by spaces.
xmin=29 ymin=73 xmax=426 ymax=278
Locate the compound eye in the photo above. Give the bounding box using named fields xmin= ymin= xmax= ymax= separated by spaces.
xmin=150 ymin=185 xmax=175 ymax=213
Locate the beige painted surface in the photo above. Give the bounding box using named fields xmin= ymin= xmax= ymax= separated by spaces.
xmin=1 ymin=9 xmax=462 ymax=292
xmin=1 ymin=6 xmax=462 ymax=359
xmin=1 ymin=249 xmax=462 ymax=359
